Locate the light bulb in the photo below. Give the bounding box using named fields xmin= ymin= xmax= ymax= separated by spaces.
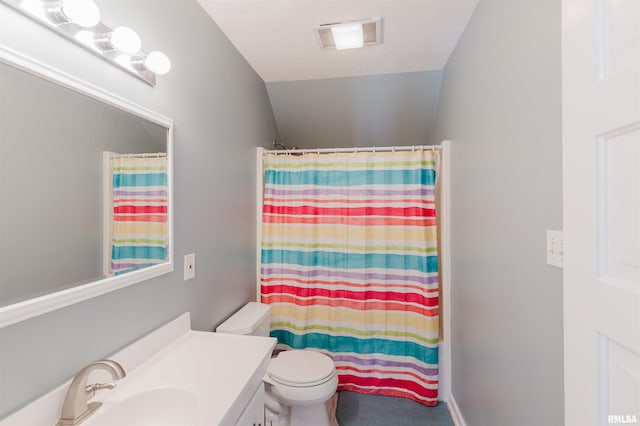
xmin=331 ymin=23 xmax=364 ymax=50
xmin=110 ymin=27 xmax=141 ymax=54
xmin=144 ymin=51 xmax=171 ymax=75
xmin=61 ymin=0 xmax=100 ymax=28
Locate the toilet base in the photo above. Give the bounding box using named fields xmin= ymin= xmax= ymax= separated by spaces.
xmin=265 ymin=408 xmax=289 ymax=426
xmin=290 ymin=403 xmax=331 ymax=426
xmin=264 ymin=383 xmax=333 ymax=426
xmin=265 ymin=388 xmax=289 ymax=426
xmin=265 ymin=402 xmax=329 ymax=426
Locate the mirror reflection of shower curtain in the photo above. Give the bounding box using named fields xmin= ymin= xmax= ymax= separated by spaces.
xmin=260 ymin=149 xmax=440 ymax=406
xmin=108 ymin=154 xmax=168 ymax=276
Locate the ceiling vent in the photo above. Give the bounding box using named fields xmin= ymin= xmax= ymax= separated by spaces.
xmin=314 ymin=18 xmax=382 ymax=50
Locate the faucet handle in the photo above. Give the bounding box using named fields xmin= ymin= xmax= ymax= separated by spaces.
xmin=85 ymin=382 xmax=117 ymax=398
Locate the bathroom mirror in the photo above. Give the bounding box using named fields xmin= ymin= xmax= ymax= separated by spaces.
xmin=0 ymin=47 xmax=174 ymax=328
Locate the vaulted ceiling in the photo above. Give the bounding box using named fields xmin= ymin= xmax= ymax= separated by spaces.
xmin=196 ymin=0 xmax=478 ymax=83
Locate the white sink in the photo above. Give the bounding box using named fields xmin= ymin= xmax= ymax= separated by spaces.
xmin=0 ymin=313 xmax=276 ymax=426
xmin=87 ymin=388 xmax=200 ymax=426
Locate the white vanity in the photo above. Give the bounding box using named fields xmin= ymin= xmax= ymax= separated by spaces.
xmin=0 ymin=313 xmax=276 ymax=426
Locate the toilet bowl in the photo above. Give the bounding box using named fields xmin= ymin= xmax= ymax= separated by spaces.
xmin=216 ymin=302 xmax=338 ymax=426
xmin=264 ymin=350 xmax=338 ymax=426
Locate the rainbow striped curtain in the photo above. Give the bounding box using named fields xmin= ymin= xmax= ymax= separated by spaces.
xmin=111 ymin=155 xmax=168 ymax=275
xmin=260 ymin=149 xmax=440 ymax=406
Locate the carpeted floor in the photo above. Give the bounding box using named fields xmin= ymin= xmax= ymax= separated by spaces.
xmin=335 ymin=391 xmax=454 ymax=426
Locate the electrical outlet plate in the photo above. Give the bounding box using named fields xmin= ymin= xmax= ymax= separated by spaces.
xmin=546 ymin=230 xmax=563 ymax=268
xmin=184 ymin=253 xmax=195 ymax=281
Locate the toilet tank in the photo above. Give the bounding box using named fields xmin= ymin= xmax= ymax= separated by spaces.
xmin=216 ymin=302 xmax=271 ymax=337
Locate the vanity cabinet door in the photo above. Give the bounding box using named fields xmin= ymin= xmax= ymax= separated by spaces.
xmin=234 ymin=384 xmax=265 ymax=426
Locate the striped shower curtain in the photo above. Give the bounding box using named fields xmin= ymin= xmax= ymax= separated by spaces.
xmin=260 ymin=149 xmax=440 ymax=406
xmin=111 ymin=155 xmax=168 ymax=275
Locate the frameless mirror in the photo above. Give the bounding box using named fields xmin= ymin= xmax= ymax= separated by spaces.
xmin=0 ymin=47 xmax=173 ymax=327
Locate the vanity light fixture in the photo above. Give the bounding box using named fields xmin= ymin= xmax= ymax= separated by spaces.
xmin=43 ymin=0 xmax=100 ymax=28
xmin=5 ymin=0 xmax=170 ymax=86
xmin=95 ymin=27 xmax=142 ymax=55
xmin=314 ymin=18 xmax=382 ymax=51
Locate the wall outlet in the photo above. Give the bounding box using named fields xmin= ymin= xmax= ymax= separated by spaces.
xmin=184 ymin=253 xmax=196 ymax=281
xmin=546 ymin=230 xmax=563 ymax=268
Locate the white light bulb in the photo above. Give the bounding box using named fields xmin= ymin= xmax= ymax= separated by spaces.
xmin=110 ymin=27 xmax=141 ymax=54
xmin=61 ymin=0 xmax=100 ymax=28
xmin=144 ymin=51 xmax=171 ymax=75
xmin=331 ymin=23 xmax=364 ymax=50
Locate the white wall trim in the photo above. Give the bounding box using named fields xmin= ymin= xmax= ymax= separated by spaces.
xmin=446 ymin=394 xmax=468 ymax=426
xmin=438 ymin=140 xmax=452 ymax=401
xmin=256 ymin=147 xmax=265 ymax=302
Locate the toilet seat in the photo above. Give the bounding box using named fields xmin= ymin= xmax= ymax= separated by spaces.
xmin=267 ymin=350 xmax=336 ymax=387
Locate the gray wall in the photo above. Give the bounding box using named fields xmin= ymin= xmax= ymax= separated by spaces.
xmin=430 ymin=1 xmax=564 ymax=425
xmin=266 ymin=70 xmax=442 ymax=149
xmin=0 ymin=0 xmax=279 ymax=418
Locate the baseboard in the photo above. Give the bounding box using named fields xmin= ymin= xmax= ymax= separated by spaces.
xmin=445 ymin=394 xmax=467 ymax=426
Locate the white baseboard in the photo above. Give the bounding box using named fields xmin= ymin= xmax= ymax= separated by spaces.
xmin=446 ymin=394 xmax=467 ymax=426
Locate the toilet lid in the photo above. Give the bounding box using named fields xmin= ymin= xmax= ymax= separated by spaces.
xmin=268 ymin=350 xmax=335 ymax=387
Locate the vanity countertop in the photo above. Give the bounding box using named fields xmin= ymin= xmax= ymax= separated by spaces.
xmin=0 ymin=313 xmax=276 ymax=426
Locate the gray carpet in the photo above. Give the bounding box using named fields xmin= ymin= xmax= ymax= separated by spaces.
xmin=336 ymin=391 xmax=454 ymax=426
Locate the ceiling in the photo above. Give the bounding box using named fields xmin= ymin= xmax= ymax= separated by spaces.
xmin=196 ymin=0 xmax=479 ymax=83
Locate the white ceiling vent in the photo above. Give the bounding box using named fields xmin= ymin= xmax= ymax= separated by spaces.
xmin=314 ymin=18 xmax=382 ymax=50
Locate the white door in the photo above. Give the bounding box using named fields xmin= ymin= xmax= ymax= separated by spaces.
xmin=563 ymin=0 xmax=640 ymax=425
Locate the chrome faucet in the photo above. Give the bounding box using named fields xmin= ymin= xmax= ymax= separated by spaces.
xmin=56 ymin=359 xmax=126 ymax=426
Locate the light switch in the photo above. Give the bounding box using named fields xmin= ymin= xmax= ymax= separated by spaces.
xmin=184 ymin=253 xmax=195 ymax=281
xmin=546 ymin=230 xmax=563 ymax=268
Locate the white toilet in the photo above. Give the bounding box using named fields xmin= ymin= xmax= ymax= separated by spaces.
xmin=216 ymin=302 xmax=338 ymax=426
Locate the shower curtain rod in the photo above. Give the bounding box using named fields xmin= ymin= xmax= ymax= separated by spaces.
xmin=109 ymin=152 xmax=167 ymax=159
xmin=264 ymin=144 xmax=442 ymax=155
